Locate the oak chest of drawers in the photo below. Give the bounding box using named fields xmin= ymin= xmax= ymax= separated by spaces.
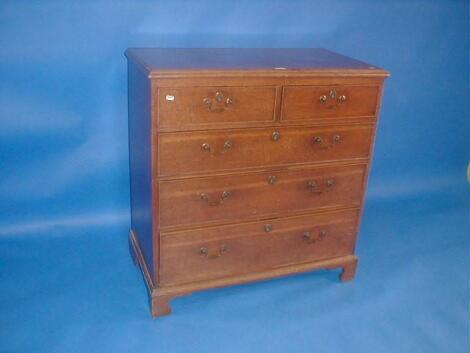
xmin=125 ymin=48 xmax=389 ymax=316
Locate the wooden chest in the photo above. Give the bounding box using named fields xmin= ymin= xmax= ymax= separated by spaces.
xmin=125 ymin=48 xmax=389 ymax=316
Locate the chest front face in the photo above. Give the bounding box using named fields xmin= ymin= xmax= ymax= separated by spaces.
xmin=127 ymin=48 xmax=388 ymax=317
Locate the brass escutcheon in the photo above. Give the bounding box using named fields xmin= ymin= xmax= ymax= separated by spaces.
xmin=215 ymin=91 xmax=224 ymax=102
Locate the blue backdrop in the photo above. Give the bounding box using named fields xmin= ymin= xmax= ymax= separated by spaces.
xmin=0 ymin=1 xmax=468 ymax=352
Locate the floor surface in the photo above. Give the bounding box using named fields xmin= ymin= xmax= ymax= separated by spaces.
xmin=1 ymin=192 xmax=468 ymax=353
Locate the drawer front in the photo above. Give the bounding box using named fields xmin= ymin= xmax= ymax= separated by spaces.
xmin=160 ymin=209 xmax=358 ymax=285
xmin=158 ymin=86 xmax=276 ymax=130
xmin=281 ymin=85 xmax=379 ymax=121
xmin=160 ymin=164 xmax=365 ymax=228
xmin=159 ymin=125 xmax=373 ymax=177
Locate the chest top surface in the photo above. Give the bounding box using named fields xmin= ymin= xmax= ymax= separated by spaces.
xmin=125 ymin=48 xmax=389 ymax=77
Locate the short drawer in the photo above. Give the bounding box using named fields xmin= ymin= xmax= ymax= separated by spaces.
xmin=158 ymin=86 xmax=276 ymax=130
xmin=159 ymin=209 xmax=359 ymax=285
xmin=281 ymin=85 xmax=379 ymax=121
xmin=158 ymin=124 xmax=373 ymax=177
xmin=159 ymin=164 xmax=366 ymax=228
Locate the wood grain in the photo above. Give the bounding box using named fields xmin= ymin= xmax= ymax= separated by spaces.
xmin=158 ymin=86 xmax=276 ymax=130
xmin=130 ymin=228 xmax=358 ymax=316
xmin=126 ymin=48 xmax=389 ymax=316
xmin=127 ymin=61 xmax=156 ymax=278
xmin=160 ymin=209 xmax=359 ymax=286
xmin=159 ymin=164 xmax=366 ymax=228
xmin=125 ymin=48 xmax=389 ymax=78
xmin=158 ymin=124 xmax=373 ymax=177
xmin=281 ymin=85 xmax=379 ymax=121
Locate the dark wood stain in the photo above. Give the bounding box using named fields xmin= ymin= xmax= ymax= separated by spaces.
xmin=127 ymin=61 xmax=155 ymax=278
xmin=158 ymin=125 xmax=374 ymax=177
xmin=159 ymin=164 xmax=366 ymax=229
xmin=126 ymin=48 xmax=389 ymax=317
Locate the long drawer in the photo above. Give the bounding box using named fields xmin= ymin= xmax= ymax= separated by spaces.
xmin=159 ymin=164 xmax=366 ymax=228
xmin=159 ymin=209 xmax=359 ymax=286
xmin=158 ymin=124 xmax=373 ymax=177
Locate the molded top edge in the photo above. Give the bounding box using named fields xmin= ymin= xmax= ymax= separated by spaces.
xmin=125 ymin=48 xmax=390 ymax=77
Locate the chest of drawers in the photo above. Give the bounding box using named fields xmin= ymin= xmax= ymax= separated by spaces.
xmin=125 ymin=48 xmax=389 ymax=316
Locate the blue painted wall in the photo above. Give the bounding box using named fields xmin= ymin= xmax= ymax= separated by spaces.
xmin=0 ymin=0 xmax=468 ymax=234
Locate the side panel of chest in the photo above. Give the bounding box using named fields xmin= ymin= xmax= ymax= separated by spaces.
xmin=127 ymin=62 xmax=156 ymax=279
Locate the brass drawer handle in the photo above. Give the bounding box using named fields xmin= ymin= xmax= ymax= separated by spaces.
xmin=199 ymin=244 xmax=228 ymax=259
xmin=267 ymin=175 xmax=277 ymax=184
xmin=203 ymin=91 xmax=234 ymax=112
xmin=307 ymin=178 xmax=336 ymax=194
xmin=199 ymin=190 xmax=232 ymax=206
xmin=302 ymin=230 xmax=327 ymax=243
xmin=271 ymin=131 xmax=281 ymax=141
xmin=313 ymin=134 xmax=341 ymax=149
xmin=201 ymin=140 xmax=233 ymax=153
xmin=201 ymin=143 xmax=211 ymax=152
xmin=319 ymin=89 xmax=347 ymax=104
